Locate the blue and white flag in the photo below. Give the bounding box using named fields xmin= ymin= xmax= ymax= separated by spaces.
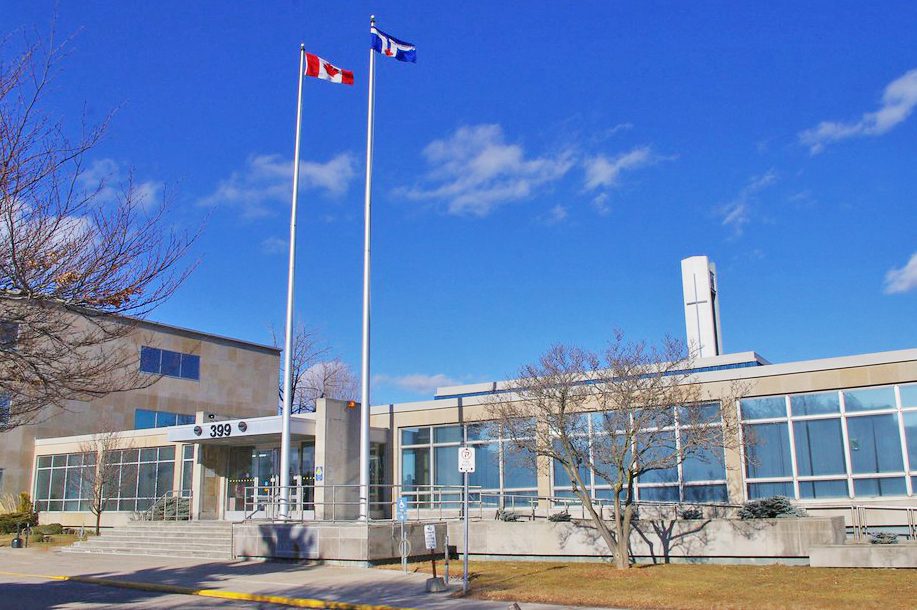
xmin=371 ymin=26 xmax=416 ymax=63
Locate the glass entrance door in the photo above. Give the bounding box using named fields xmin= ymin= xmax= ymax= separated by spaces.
xmin=224 ymin=446 xmax=278 ymax=520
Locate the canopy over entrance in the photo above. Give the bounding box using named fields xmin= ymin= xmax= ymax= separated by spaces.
xmin=167 ymin=414 xmax=316 ymax=446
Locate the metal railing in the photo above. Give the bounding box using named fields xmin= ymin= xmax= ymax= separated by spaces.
xmin=138 ymin=490 xmax=193 ymax=521
xmin=808 ymin=504 xmax=917 ymax=541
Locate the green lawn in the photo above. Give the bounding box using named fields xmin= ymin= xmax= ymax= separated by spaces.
xmin=384 ymin=560 xmax=916 ymax=609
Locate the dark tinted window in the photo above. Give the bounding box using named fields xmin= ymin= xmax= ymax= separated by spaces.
xmin=160 ymin=351 xmax=181 ymax=377
xmin=139 ymin=347 xmax=161 ymax=373
xmin=180 ymin=354 xmax=200 ymax=380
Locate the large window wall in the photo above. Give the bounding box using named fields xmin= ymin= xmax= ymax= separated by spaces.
xmin=34 ymin=446 xmax=177 ymax=512
xmin=551 ymin=404 xmax=729 ymax=503
xmin=741 ymin=382 xmax=917 ymax=500
xmin=400 ymin=423 xmax=537 ymax=506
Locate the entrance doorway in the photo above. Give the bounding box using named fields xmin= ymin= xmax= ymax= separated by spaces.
xmin=223 ymin=442 xmax=315 ymax=520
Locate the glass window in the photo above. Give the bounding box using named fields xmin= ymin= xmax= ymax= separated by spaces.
xmin=844 ymin=387 xmax=896 ymax=412
xmin=0 ymin=394 xmax=10 ymax=427
xmin=591 ymin=410 xmax=630 ymax=433
xmin=790 ymin=392 xmax=840 ymax=416
xmin=679 ymin=403 xmax=721 ymax=425
xmin=433 ymin=446 xmax=461 ymax=487
xmin=744 ymin=422 xmax=793 ymax=478
xmin=847 ymin=414 xmax=904 ymax=474
xmin=180 ymin=354 xmax=200 ymax=380
xmin=682 ymin=434 xmax=726 ymax=482
xmin=635 ymin=407 xmax=675 ymax=430
xmin=794 ymin=419 xmax=846 ymax=476
xmin=638 ymin=486 xmax=679 ymax=502
xmin=176 ymin=413 xmax=195 ymax=425
xmin=433 ymin=425 xmax=462 ymax=444
xmin=903 ymin=411 xmax=917 ymax=469
xmin=139 ymin=346 xmax=161 ymax=373
xmin=503 ymin=449 xmax=537 ymax=489
xmin=0 ymin=321 xmax=18 ymax=348
xmin=137 ymin=462 xmax=157 ymax=498
xmin=740 ymin=396 xmax=786 ymax=420
xmin=158 ymin=446 xmax=175 ymax=461
xmin=853 ymin=477 xmax=907 ymax=497
xmin=466 ymin=422 xmax=496 ymax=442
xmin=901 ymin=384 xmax=917 ymax=408
xmin=160 ymin=350 xmax=181 ymax=377
xmin=747 ymin=481 xmax=794 ymax=499
xmin=637 ymin=431 xmax=678 ymax=483
xmin=401 ymin=447 xmax=430 ymax=490
xmin=683 ymin=484 xmax=728 ymax=503
xmin=156 ymin=412 xmax=177 ymax=427
xmin=799 ymin=479 xmax=848 ymax=499
xmin=400 ymin=427 xmax=430 ymax=446
xmin=134 ymin=409 xmax=156 ymax=430
xmin=156 ymin=462 xmax=174 ymax=496
xmin=469 ymin=442 xmax=500 ymax=490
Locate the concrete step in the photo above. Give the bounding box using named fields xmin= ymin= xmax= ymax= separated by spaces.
xmin=63 ymin=521 xmax=234 ymax=559
xmin=93 ymin=533 xmax=232 ymax=542
xmin=62 ymin=547 xmax=232 ymax=560
xmin=72 ymin=541 xmax=232 ymax=552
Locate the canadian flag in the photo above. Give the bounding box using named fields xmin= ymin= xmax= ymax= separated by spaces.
xmin=305 ymin=53 xmax=354 ymax=85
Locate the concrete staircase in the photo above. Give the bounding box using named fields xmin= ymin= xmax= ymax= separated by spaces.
xmin=63 ymin=521 xmax=234 ymax=560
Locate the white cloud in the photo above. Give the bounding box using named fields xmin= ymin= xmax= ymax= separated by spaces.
xmin=403 ymin=124 xmax=574 ymax=217
xmin=539 ymin=204 xmax=568 ymax=225
xmin=799 ymin=68 xmax=917 ymax=154
xmin=591 ymin=193 xmax=611 ymax=216
xmin=79 ymin=158 xmax=163 ymax=210
xmin=374 ymin=373 xmax=459 ymax=395
xmin=717 ymin=170 xmax=778 ymax=237
xmin=583 ymin=146 xmax=657 ymax=190
xmin=199 ymin=152 xmax=356 ymax=219
xmin=884 ymin=252 xmax=917 ymax=294
xmin=260 ymin=236 xmax=288 ymax=255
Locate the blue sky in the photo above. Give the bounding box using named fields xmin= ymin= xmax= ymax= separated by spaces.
xmin=7 ymin=2 xmax=917 ymax=404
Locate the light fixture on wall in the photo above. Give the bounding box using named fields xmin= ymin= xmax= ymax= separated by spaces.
xmin=193 ymin=425 xmax=202 ymax=436
xmin=238 ymin=421 xmax=248 ymax=432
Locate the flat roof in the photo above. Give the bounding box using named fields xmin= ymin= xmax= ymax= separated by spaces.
xmin=134 ymin=317 xmax=281 ymax=355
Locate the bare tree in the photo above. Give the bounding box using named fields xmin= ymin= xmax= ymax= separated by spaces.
xmin=272 ymin=324 xmax=359 ymax=413
xmin=0 ymin=33 xmax=197 ymax=429
xmin=78 ymin=421 xmax=132 ymax=535
xmin=490 ymin=332 xmax=744 ymax=569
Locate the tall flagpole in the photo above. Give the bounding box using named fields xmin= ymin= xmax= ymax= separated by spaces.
xmin=280 ymin=44 xmax=307 ymax=520
xmin=359 ymin=15 xmax=377 ymax=521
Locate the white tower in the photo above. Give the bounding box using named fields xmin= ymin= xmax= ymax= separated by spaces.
xmin=681 ymin=256 xmax=723 ymax=359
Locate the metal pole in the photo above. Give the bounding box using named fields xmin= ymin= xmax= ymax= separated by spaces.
xmin=359 ymin=15 xmax=377 ymax=522
xmin=279 ymin=45 xmax=307 ymax=520
xmin=463 ymin=469 xmax=469 ymax=594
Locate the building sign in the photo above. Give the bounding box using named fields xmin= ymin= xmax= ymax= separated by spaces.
xmin=314 ymin=466 xmax=324 ymax=482
xmin=397 ymin=497 xmax=408 ymax=522
xmin=423 ymin=524 xmax=437 ymax=550
xmin=458 ymin=446 xmax=476 ymax=473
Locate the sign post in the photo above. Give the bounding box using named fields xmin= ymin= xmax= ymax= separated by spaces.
xmin=397 ymin=497 xmax=408 ymax=574
xmin=458 ymin=445 xmax=476 ymax=595
xmin=424 ymin=524 xmax=437 ymax=579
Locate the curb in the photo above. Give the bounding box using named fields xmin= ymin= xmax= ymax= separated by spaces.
xmin=0 ymin=570 xmax=417 ymax=610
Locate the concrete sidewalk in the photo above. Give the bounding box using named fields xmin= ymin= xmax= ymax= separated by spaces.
xmin=0 ymin=548 xmax=609 ymax=609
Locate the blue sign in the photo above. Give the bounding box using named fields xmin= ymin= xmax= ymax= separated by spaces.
xmin=396 ymin=497 xmax=408 ymax=522
xmin=314 ymin=466 xmax=324 ymax=482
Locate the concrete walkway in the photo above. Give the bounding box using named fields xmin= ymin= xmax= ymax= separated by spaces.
xmin=0 ymin=548 xmax=611 ymax=609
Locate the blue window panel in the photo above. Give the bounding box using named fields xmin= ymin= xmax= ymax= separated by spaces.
xmin=900 ymin=384 xmax=917 ymax=408
xmin=433 ymin=425 xmax=462 ymax=444
xmin=794 ymin=419 xmax=847 ymax=476
xmin=903 ymin=411 xmax=917 ymax=468
xmin=156 ymin=412 xmax=177 ymax=428
xmin=740 ymin=396 xmax=786 ymax=420
xmin=678 ymin=403 xmax=721 ymax=425
xmin=683 ymin=484 xmax=728 ymax=503
xmin=635 ymin=407 xmax=675 ymax=430
xmin=134 ymin=409 xmax=156 ymax=430
xmin=790 ymin=392 xmax=840 ymax=416
xmin=682 ymin=435 xmax=726 ymax=482
xmin=0 ymin=394 xmax=10 ymax=426
xmin=139 ymin=346 xmax=161 ymax=374
xmin=744 ymin=422 xmax=793 ymax=478
xmin=158 ymin=446 xmax=175 ymax=461
xmin=180 ymin=354 xmax=200 ymax=380
xmin=591 ymin=410 xmax=630 ymax=433
xmin=401 ymin=447 xmax=430 ymax=489
xmin=853 ymin=477 xmax=907 ymax=497
xmin=637 ymin=431 xmax=678 ymax=483
xmin=503 ymin=450 xmax=537 ymax=489
xmin=433 ymin=446 xmax=461 ymax=487
xmin=466 ymin=422 xmax=497 ymax=442
xmin=638 ymin=486 xmax=679 ymax=502
xmin=160 ymin=350 xmax=181 ymax=377
xmin=799 ymin=479 xmax=848 ymax=499
xmin=747 ymin=481 xmax=794 ymax=499
xmin=846 ymin=414 xmax=903 ymax=474
xmin=176 ymin=413 xmax=195 ymax=426
xmin=469 ymin=442 xmax=500 ymax=490
xmin=400 ymin=427 xmax=430 ymax=446
xmin=844 ymin=387 xmax=896 ymax=412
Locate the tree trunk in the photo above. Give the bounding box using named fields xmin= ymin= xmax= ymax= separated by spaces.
xmin=95 ymin=509 xmax=101 ymax=537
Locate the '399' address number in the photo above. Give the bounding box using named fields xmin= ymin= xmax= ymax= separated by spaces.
xmin=209 ymin=423 xmax=232 ymax=437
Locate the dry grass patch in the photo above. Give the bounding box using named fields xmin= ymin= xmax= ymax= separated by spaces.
xmin=383 ymin=560 xmax=915 ymax=609
xmin=0 ymin=533 xmax=83 ymax=550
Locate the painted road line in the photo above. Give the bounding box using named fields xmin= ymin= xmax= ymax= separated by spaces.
xmin=0 ymin=570 xmax=418 ymax=610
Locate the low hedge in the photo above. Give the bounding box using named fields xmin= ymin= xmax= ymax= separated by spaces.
xmin=0 ymin=511 xmax=39 ymax=534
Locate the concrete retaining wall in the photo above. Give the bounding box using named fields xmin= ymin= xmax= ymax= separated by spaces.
xmin=446 ymin=517 xmax=845 ymax=563
xmin=809 ymin=543 xmax=917 ymax=568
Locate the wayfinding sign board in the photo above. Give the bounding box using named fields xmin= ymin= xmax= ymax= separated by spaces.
xmin=423 ymin=524 xmax=437 ymax=550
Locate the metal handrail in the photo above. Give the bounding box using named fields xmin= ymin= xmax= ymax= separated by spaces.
xmin=791 ymin=503 xmax=917 ymax=541
xmin=138 ymin=489 xmax=193 ymax=521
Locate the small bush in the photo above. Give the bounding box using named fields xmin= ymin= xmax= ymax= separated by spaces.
xmin=679 ymin=507 xmax=703 ymax=520
xmin=33 ymin=523 xmax=63 ymax=535
xmin=869 ymin=532 xmax=899 ymax=545
xmin=0 ymin=511 xmax=39 ymax=534
xmin=17 ymin=493 xmax=33 ymax=514
xmin=548 ymin=511 xmax=572 ymax=522
xmin=495 ymin=509 xmax=521 ymax=522
xmin=738 ymin=496 xmax=803 ymax=520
